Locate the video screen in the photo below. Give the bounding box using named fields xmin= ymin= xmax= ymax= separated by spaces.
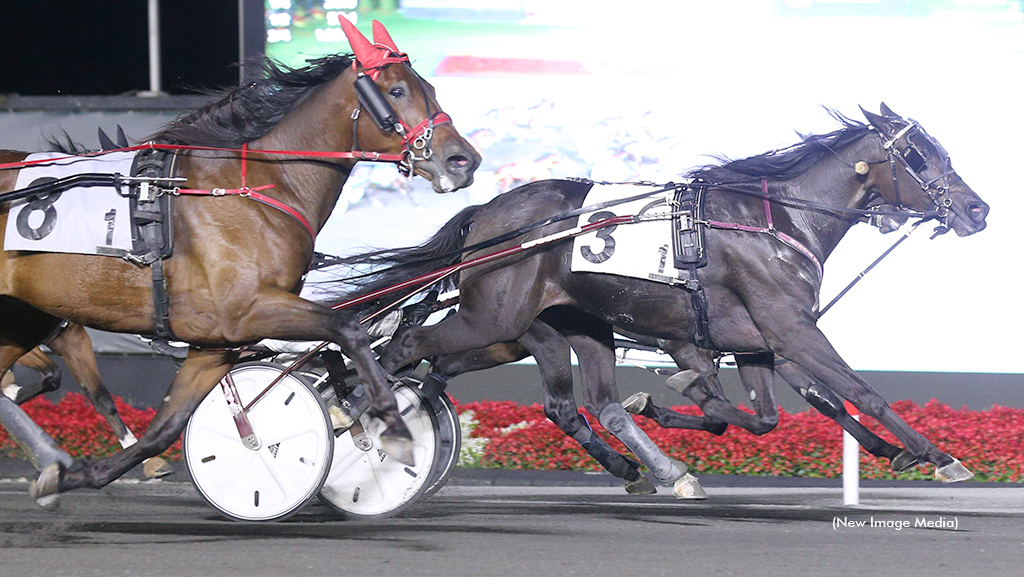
xmin=262 ymin=1 xmax=1023 ymax=374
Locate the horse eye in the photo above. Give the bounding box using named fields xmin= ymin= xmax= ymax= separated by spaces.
xmin=388 ymin=87 xmax=406 ymax=99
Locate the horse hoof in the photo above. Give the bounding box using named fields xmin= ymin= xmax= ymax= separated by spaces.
xmin=665 ymin=370 xmax=700 ymax=394
xmin=672 ymin=473 xmax=708 ymax=500
xmin=30 ymin=462 xmax=62 ymax=510
xmin=143 ymin=457 xmax=175 ymax=480
xmin=890 ymin=450 xmax=920 ymax=472
xmin=622 ymin=392 xmax=650 ymax=415
xmin=624 ymin=476 xmax=657 ymax=495
xmin=707 ymin=421 xmax=728 ymax=436
xmin=380 ymin=434 xmax=416 ymax=467
xmin=935 ymin=458 xmax=974 ymax=483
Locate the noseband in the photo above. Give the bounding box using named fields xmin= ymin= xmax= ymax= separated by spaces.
xmin=349 ymin=60 xmax=453 ymax=178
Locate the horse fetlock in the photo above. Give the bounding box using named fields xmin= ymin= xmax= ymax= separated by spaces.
xmin=935 ymin=458 xmax=974 ymax=483
xmin=672 ymin=472 xmax=708 ymax=500
xmin=889 ymin=450 xmax=920 ymax=472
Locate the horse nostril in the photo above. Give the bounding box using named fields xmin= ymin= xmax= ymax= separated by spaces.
xmin=967 ymin=202 xmax=989 ymax=223
xmin=446 ymin=154 xmax=471 ymax=172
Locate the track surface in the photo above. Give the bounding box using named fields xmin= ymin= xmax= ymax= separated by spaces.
xmin=1 ymin=474 xmax=1020 ymax=577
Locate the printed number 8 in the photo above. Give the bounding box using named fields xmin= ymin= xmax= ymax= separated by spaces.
xmin=580 ymin=211 xmax=617 ymax=264
xmin=17 ymin=178 xmax=61 ymax=241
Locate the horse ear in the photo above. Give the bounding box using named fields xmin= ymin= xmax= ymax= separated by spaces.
xmin=372 ymin=20 xmax=400 ymax=53
xmin=860 ymin=105 xmax=890 ymax=130
xmin=879 ymin=102 xmax=901 ymax=119
xmin=339 ymin=16 xmax=376 ymax=67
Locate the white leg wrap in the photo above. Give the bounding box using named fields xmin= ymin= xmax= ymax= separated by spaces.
xmin=598 ymin=403 xmax=686 ymax=484
xmin=0 ymin=396 xmax=74 ymax=471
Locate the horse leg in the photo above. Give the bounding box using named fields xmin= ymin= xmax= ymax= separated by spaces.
xmin=729 ymin=352 xmax=780 ymax=435
xmin=774 ymin=359 xmax=918 ymax=471
xmin=3 ymin=347 xmax=62 ymax=403
xmin=554 ymin=312 xmax=705 ymax=499
xmin=32 ymin=347 xmax=239 ymax=501
xmin=44 ymin=322 xmax=175 ymax=479
xmin=757 ymin=319 xmax=970 ymax=482
xmin=516 ymin=316 xmax=655 ymax=495
xmin=430 ymin=329 xmax=654 ymax=493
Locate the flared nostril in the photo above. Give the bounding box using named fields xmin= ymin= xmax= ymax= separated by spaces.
xmin=967 ymin=202 xmax=989 ymax=223
xmin=446 ymin=154 xmax=475 ymax=173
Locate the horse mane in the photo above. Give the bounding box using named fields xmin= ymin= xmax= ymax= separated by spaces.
xmin=150 ymin=54 xmax=355 ymax=148
xmin=691 ymin=109 xmax=873 ymax=184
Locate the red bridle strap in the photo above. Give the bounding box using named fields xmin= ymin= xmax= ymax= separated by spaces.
xmin=175 ymin=143 xmax=316 ymax=240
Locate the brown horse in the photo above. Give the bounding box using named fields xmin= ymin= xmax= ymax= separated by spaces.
xmin=0 ymin=19 xmax=480 ymax=504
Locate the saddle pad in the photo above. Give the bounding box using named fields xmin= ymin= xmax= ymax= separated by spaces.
xmin=570 ymin=183 xmax=682 ymax=283
xmin=4 ymin=151 xmax=135 ymax=256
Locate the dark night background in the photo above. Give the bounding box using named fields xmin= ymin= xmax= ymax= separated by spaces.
xmin=0 ymin=1 xmax=242 ymax=95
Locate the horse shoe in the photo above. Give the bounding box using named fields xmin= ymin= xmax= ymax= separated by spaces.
xmin=624 ymin=476 xmax=657 ymax=495
xmin=673 ymin=472 xmax=709 ymax=500
xmin=29 ymin=461 xmax=62 ymax=510
xmin=934 ymin=458 xmax=974 ymax=483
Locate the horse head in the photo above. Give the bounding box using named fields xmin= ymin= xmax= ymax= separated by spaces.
xmin=340 ymin=18 xmax=481 ymax=193
xmin=860 ymin=103 xmax=988 ymax=237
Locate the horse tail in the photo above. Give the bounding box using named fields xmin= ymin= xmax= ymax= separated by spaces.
xmin=322 ymin=203 xmax=482 ymax=314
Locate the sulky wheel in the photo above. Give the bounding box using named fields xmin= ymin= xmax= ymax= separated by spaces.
xmin=182 ymin=362 xmax=334 ymax=522
xmin=318 ymin=381 xmax=440 ymax=519
xmin=412 ymin=374 xmax=462 ymax=498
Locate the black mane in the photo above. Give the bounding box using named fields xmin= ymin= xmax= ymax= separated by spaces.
xmin=691 ymin=111 xmax=873 ymax=184
xmin=150 ymin=55 xmax=355 ymax=148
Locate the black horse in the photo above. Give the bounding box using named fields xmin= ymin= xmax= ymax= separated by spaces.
xmin=343 ymin=105 xmax=988 ymax=482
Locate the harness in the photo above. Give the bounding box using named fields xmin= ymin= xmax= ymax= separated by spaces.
xmin=0 ymin=57 xmax=452 ymax=341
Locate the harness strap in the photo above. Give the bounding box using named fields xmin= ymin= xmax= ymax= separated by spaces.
xmin=704 ymin=180 xmax=824 ymax=280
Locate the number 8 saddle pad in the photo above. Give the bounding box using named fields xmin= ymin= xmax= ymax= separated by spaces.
xmin=4 ymin=151 xmax=136 ymax=256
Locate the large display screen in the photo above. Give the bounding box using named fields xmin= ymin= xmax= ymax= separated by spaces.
xmin=261 ymin=1 xmax=1023 ymax=374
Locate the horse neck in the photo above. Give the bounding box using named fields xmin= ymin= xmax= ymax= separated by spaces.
xmin=773 ymin=136 xmax=881 ymax=263
xmin=250 ymin=73 xmax=360 ymax=233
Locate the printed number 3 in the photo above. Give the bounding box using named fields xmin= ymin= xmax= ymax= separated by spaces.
xmin=17 ymin=178 xmax=62 ymax=241
xmin=580 ymin=211 xmax=617 ymax=264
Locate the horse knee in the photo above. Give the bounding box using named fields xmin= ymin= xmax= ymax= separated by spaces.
xmin=748 ymin=413 xmax=779 ymax=436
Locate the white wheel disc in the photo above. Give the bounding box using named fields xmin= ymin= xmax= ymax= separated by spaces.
xmin=318 ymin=383 xmax=439 ymax=518
xmin=183 ymin=362 xmax=333 ymax=522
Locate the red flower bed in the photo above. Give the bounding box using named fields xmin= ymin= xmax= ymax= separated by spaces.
xmin=454 ymin=398 xmax=1024 ymax=482
xmin=0 ymin=394 xmax=181 ymax=461
xmin=2 ymin=394 xmax=1021 ymax=482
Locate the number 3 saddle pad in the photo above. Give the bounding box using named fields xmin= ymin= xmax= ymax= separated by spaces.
xmin=570 ymin=183 xmax=680 ymax=283
xmin=4 ymin=151 xmax=135 ymax=256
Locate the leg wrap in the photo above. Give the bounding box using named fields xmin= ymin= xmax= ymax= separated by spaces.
xmin=598 ymin=403 xmax=685 ymax=484
xmin=571 ymin=414 xmax=640 ymax=481
xmin=0 ymin=396 xmax=74 ymax=471
xmin=804 ymin=383 xmax=845 ymax=420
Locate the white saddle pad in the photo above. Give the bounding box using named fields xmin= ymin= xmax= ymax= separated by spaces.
xmin=570 ymin=183 xmax=683 ymax=283
xmin=4 ymin=151 xmax=136 ymax=256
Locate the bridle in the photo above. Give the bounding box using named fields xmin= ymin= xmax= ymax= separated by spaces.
xmin=879 ymin=120 xmax=958 ymax=236
xmin=348 ymin=57 xmax=453 ymax=178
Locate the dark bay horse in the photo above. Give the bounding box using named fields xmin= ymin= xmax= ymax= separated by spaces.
xmin=345 ymin=105 xmax=988 ymax=482
xmin=0 ymin=19 xmax=480 ymax=503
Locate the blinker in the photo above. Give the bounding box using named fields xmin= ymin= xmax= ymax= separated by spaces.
xmin=355 ymin=74 xmax=399 ymax=131
xmin=903 ymin=144 xmax=927 ymax=174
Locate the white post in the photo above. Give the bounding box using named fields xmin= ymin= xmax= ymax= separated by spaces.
xmin=842 ymin=402 xmax=860 ymax=506
xmin=142 ymin=0 xmax=162 ymax=96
